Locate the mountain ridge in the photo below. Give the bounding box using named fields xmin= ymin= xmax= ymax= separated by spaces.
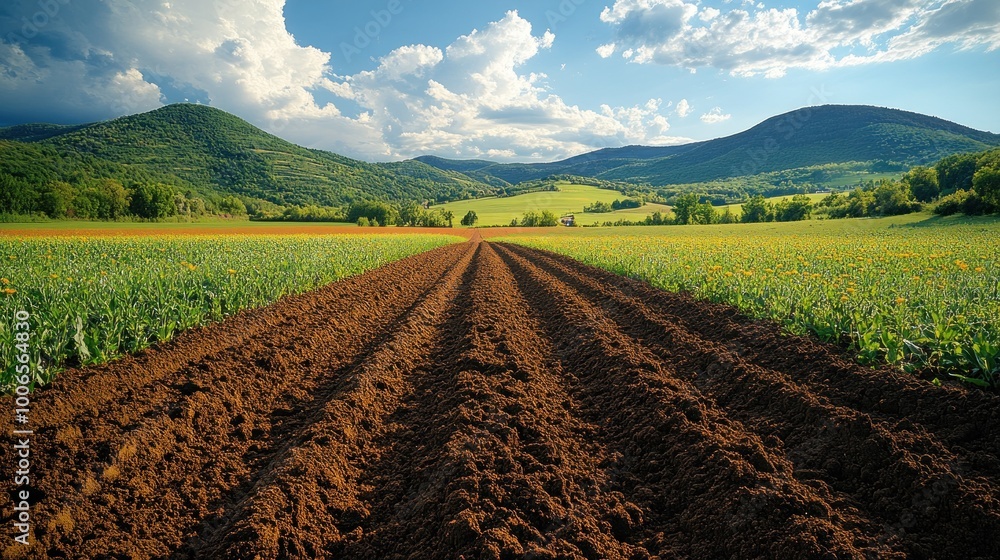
xmin=414 ymin=105 xmax=1000 ymax=186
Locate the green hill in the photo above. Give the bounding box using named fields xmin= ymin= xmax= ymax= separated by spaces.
xmin=416 ymin=105 xmax=1000 ymax=186
xmin=1 ymin=104 xmax=496 ymax=213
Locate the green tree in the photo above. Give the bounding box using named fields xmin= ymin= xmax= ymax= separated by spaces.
xmin=347 ymin=200 xmax=398 ymax=226
xmin=873 ymin=181 xmax=920 ymax=216
xmin=904 ymin=166 xmax=940 ymax=203
xmin=774 ymin=194 xmax=814 ymax=222
xmin=973 ymin=165 xmax=1000 ymax=210
xmin=219 ymin=196 xmax=248 ymax=217
xmin=671 ymin=193 xmax=701 ymax=225
xmin=740 ymin=195 xmax=774 ymax=223
xmin=130 ymin=183 xmax=176 ymax=219
xmin=844 ymin=188 xmax=876 ymax=218
xmin=519 ymin=210 xmax=559 ymax=227
xmin=460 ymin=210 xmax=479 ymax=227
xmin=818 ymin=192 xmax=842 ymax=208
xmin=935 ymin=153 xmax=978 ymax=194
xmin=584 ymin=201 xmax=613 ymax=213
xmin=418 ymin=209 xmax=448 ymax=227
xmin=173 ymin=192 xmax=208 ymax=218
xmin=38 ymin=181 xmax=74 ymax=218
xmin=71 ymin=190 xmax=99 ymax=219
xmin=398 ymin=202 xmax=424 ymax=226
xmin=519 ymin=211 xmax=540 ymax=227
xmin=692 ymin=202 xmax=717 ymax=225
xmin=443 ymin=210 xmax=454 ymax=228
xmin=934 ymin=189 xmax=991 ymax=216
xmin=90 ymin=178 xmax=129 ymax=219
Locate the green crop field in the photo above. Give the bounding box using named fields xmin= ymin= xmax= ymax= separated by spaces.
xmin=0 ymin=233 xmax=463 ymax=390
xmin=499 ymin=213 xmax=1000 ymax=385
xmin=434 ymin=183 xmax=668 ymax=226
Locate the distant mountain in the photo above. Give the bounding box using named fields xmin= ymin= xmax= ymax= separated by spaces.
xmin=1 ymin=104 xmax=495 ymax=208
xmin=415 ymin=144 xmax=703 ymax=185
xmin=415 ymin=105 xmax=1000 ymax=186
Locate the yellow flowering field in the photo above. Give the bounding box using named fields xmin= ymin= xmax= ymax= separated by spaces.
xmin=500 ymin=217 xmax=1000 ymax=385
xmin=1 ymin=233 xmax=462 ymax=390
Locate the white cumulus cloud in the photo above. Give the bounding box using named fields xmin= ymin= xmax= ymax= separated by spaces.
xmin=596 ymin=43 xmax=617 ymax=58
xmin=700 ymin=106 xmax=731 ymax=124
xmin=0 ymin=3 xmax=689 ymax=161
xmin=675 ymin=98 xmax=692 ymax=117
xmin=596 ymin=0 xmax=1000 ymax=77
xmin=327 ymin=11 xmax=685 ymax=160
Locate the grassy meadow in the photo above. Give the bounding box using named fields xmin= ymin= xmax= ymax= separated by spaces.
xmin=434 ymin=183 xmax=671 ymax=226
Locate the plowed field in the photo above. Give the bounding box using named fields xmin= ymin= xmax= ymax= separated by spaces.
xmin=4 ymin=237 xmax=999 ymax=559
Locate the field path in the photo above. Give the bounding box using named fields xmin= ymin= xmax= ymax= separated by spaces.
xmin=4 ymin=237 xmax=999 ymax=559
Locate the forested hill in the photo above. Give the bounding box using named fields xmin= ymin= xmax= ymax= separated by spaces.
xmin=415 ymin=105 xmax=1000 ymax=186
xmin=0 ymin=104 xmax=496 ymax=213
xmin=5 ymin=103 xmax=999 ymax=220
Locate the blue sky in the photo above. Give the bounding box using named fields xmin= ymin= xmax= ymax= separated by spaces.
xmin=1 ymin=0 xmax=998 ymax=162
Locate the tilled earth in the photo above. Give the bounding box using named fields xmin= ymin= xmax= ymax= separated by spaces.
xmin=3 ymin=238 xmax=999 ymax=559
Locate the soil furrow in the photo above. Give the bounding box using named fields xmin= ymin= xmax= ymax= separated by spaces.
xmin=3 ymin=243 xmax=472 ymax=557
xmin=499 ymin=242 xmax=1000 ymax=559
xmin=37 ymin=243 xmax=464 ymax=430
xmin=492 ymin=242 xmax=889 ymax=559
xmin=341 ymin=242 xmax=649 ymax=559
xmin=506 ymin=244 xmax=1000 ymax=472
xmin=2 ymin=238 xmax=997 ymax=560
xmin=195 ymin=240 xmax=478 ymax=558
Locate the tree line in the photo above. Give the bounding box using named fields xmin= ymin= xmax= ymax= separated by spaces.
xmin=583 ymin=198 xmax=644 ymax=213
xmin=0 ymin=173 xmax=249 ymax=220
xmin=654 ymin=147 xmax=1000 ymax=226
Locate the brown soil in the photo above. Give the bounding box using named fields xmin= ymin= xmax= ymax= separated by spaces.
xmin=3 ymin=238 xmax=998 ymax=559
